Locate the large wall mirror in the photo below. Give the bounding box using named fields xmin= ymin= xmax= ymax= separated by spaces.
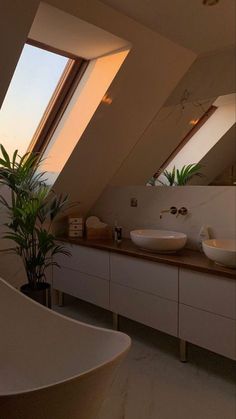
xmin=146 ymin=46 xmax=236 ymax=187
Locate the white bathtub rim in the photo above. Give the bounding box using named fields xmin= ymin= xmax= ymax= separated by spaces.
xmin=0 ymin=277 xmax=131 ymax=397
xmin=0 ymin=347 xmax=130 ymax=399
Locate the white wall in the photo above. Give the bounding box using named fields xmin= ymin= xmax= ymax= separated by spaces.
xmin=91 ymin=185 xmax=236 ymax=250
xmin=0 ymin=250 xmax=26 ymax=289
xmin=0 ymin=186 xmax=27 ymax=287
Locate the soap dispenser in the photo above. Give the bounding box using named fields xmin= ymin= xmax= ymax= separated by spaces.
xmin=198 ymin=225 xmax=210 ymax=252
xmin=114 ymin=220 xmax=122 ymax=244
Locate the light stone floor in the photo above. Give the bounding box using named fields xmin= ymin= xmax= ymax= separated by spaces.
xmin=55 ymin=297 xmax=236 ymax=419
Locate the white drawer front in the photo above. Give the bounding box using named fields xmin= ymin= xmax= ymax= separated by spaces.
xmin=179 ymin=304 xmax=236 ymax=360
xmin=110 ymin=283 xmax=178 ymax=337
xmin=110 ymin=254 xmax=178 ymax=301
xmin=179 ymin=269 xmax=236 ymax=319
xmin=56 ymin=244 xmax=109 ymax=280
xmin=53 ymin=267 xmax=109 ymax=309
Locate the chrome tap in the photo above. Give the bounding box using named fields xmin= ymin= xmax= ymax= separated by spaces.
xmin=160 ymin=206 xmax=188 ymax=219
xmin=160 ymin=206 xmax=177 ymax=219
xmin=178 ymin=207 xmax=188 ymax=216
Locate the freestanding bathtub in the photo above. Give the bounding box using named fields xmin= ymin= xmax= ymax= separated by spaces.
xmin=0 ymin=277 xmax=131 ymax=419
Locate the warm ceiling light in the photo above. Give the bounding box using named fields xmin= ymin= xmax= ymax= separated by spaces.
xmin=202 ymin=0 xmax=220 ymax=6
xmin=101 ymin=93 xmax=113 ymax=105
xmin=189 ymin=118 xmax=199 ymax=126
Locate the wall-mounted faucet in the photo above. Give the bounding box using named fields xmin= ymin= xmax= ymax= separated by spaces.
xmin=160 ymin=206 xmax=177 ymax=219
xmin=160 ymin=206 xmax=188 ymax=219
xmin=178 ymin=207 xmax=188 ymax=216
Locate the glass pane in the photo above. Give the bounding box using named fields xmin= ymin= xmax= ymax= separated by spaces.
xmin=0 ymin=44 xmax=69 ymax=157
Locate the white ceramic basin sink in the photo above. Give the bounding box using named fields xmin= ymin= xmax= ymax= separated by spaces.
xmin=203 ymin=239 xmax=236 ymax=268
xmin=130 ymin=229 xmax=187 ymax=253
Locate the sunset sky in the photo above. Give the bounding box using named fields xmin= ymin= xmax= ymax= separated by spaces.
xmin=0 ymin=44 xmax=68 ymax=158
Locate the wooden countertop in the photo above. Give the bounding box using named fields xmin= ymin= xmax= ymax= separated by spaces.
xmin=57 ymin=237 xmax=236 ymax=280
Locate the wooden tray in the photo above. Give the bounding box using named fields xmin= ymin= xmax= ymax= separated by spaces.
xmin=86 ymin=226 xmax=113 ymax=240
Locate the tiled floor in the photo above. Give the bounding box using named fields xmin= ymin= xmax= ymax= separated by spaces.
xmin=55 ymin=297 xmax=236 ymax=419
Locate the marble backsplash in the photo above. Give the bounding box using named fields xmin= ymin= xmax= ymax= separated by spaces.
xmin=90 ymin=186 xmax=236 ymax=250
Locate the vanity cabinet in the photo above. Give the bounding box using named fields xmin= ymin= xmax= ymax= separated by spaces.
xmin=110 ymin=254 xmax=178 ymax=336
xmin=53 ymin=244 xmax=110 ymax=309
xmin=55 ymin=244 xmax=109 ymax=279
xmin=179 ymin=269 xmax=236 ymax=360
xmin=53 ymin=241 xmax=236 ymax=360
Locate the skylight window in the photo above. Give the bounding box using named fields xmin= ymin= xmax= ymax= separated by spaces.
xmin=149 ymin=93 xmax=236 ymax=186
xmin=0 ymin=43 xmax=85 ymax=157
xmin=164 ymin=94 xmax=235 ymax=173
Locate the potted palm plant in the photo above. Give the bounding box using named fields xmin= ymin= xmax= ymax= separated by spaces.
xmin=0 ymin=145 xmax=70 ymax=307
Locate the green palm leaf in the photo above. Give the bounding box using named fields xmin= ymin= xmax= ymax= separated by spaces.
xmin=156 ymin=163 xmax=203 ymax=186
xmin=0 ymin=146 xmax=71 ymax=288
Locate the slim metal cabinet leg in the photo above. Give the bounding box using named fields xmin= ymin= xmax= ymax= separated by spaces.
xmin=113 ymin=313 xmax=120 ymax=330
xmin=46 ymin=288 xmax=52 ymax=309
xmin=180 ymin=339 xmax=188 ymax=362
xmin=58 ymin=291 xmax=64 ymax=307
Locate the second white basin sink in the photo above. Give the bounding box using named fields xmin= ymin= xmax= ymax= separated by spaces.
xmin=130 ymin=229 xmax=187 ymax=253
xmin=203 ymin=239 xmax=236 ymax=268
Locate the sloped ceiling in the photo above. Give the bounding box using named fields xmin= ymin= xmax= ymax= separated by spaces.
xmin=49 ymin=0 xmax=195 ymax=214
xmin=100 ymin=0 xmax=236 ymax=53
xmin=110 ymin=47 xmax=236 ymax=187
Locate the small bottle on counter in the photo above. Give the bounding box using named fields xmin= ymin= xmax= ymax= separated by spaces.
xmin=114 ymin=221 xmax=122 ymax=244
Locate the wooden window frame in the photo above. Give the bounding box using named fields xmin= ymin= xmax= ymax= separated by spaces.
xmin=154 ymin=105 xmax=217 ymax=178
xmin=26 ymin=39 xmax=88 ymax=155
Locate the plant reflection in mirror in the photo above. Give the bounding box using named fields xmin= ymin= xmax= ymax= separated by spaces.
xmin=147 ymin=164 xmax=203 ymax=186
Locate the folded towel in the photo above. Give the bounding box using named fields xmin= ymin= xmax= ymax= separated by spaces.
xmin=86 ymin=216 xmax=108 ymax=229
